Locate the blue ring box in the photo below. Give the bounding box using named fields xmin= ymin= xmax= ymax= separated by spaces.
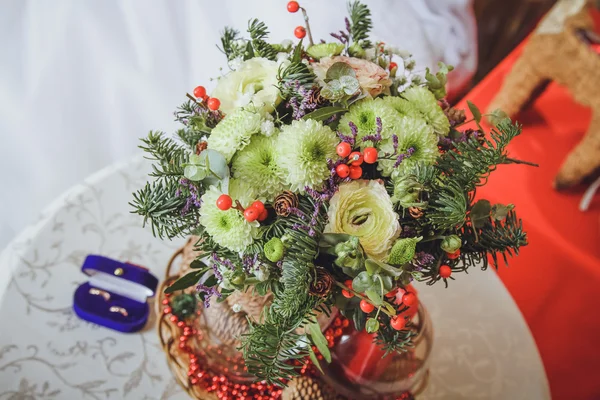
xmin=73 ymin=255 xmax=159 ymax=333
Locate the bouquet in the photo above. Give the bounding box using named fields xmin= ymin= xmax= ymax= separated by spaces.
xmin=132 ymin=0 xmax=533 ymax=386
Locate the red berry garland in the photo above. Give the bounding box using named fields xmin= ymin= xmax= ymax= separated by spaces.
xmin=244 ymin=207 xmax=259 ymax=222
xmin=402 ymin=292 xmax=417 ymax=307
xmin=251 ymin=200 xmax=265 ymax=214
xmin=391 ymin=316 xmax=407 ymax=331
xmin=294 ymin=26 xmax=306 ymax=39
xmin=341 ymin=279 xmax=354 ymax=298
xmin=349 ymin=151 xmax=364 ymax=166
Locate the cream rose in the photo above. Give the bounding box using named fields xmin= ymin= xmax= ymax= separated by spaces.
xmin=211 ymin=57 xmax=282 ymax=115
xmin=325 ymin=180 xmax=400 ymax=261
xmin=312 ymin=56 xmax=392 ymax=97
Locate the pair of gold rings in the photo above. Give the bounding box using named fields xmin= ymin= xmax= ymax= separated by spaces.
xmin=89 ymin=288 xmax=128 ymax=317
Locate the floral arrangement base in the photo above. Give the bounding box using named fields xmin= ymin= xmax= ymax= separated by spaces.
xmin=156 ymin=242 xmax=423 ymax=400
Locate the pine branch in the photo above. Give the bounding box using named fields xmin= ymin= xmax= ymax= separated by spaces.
xmin=374 ymin=322 xmax=416 ymax=356
xmin=248 ymin=19 xmax=277 ymax=60
xmin=426 ymin=180 xmax=468 ymax=230
xmin=130 ymin=180 xmax=198 ymax=240
xmin=217 ymin=27 xmax=243 ymax=61
xmin=461 ymin=210 xmax=528 ymax=268
xmin=277 ymin=61 xmax=316 ymax=96
xmin=139 ymin=131 xmax=186 ymax=178
xmin=347 ymin=1 xmax=373 ymax=48
xmin=436 ymin=120 xmax=524 ymax=192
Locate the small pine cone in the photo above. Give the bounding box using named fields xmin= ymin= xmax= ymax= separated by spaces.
xmin=309 ymin=268 xmax=334 ymax=298
xmin=445 ymin=107 xmax=467 ymax=126
xmin=195 ymin=141 xmax=208 ymax=155
xmin=465 ymin=128 xmax=485 ymax=145
xmin=274 ymin=191 xmax=299 ymax=217
xmin=282 ymin=376 xmax=337 ymax=400
xmin=311 ymin=87 xmax=329 ymax=108
xmin=408 ymin=206 xmax=424 ymax=219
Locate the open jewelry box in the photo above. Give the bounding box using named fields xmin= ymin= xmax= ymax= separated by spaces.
xmin=73 ymin=255 xmax=158 ymax=333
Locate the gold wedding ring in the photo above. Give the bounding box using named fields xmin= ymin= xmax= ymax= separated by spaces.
xmin=89 ymin=288 xmax=111 ymax=301
xmin=109 ymin=306 xmax=128 ymax=317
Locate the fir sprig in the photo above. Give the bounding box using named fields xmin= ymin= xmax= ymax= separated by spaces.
xmin=218 ymin=27 xmax=244 ymax=61
xmin=139 ymin=131 xmax=186 ymax=179
xmin=248 ymin=19 xmax=278 ymax=60
xmin=130 ymin=180 xmax=198 ymax=239
xmin=347 ymin=1 xmax=373 ymax=48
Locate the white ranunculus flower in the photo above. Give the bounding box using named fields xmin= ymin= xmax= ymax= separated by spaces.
xmin=325 ymin=180 xmax=401 ymax=261
xmin=211 ymin=57 xmax=281 ymax=115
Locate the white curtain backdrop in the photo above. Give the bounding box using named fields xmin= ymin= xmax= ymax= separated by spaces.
xmin=0 ymin=0 xmax=476 ymax=250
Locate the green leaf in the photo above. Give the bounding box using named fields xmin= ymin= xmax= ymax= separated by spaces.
xmin=365 ymin=259 xmax=381 ymax=275
xmin=204 ymin=274 xmax=219 ymax=287
xmin=352 ymin=271 xmax=374 ymax=293
xmin=487 ymin=108 xmax=509 ymax=126
xmin=291 ymin=39 xmax=304 ymax=63
xmin=307 ymin=345 xmax=324 ymax=374
xmin=365 ymin=288 xmax=383 ymax=306
xmin=471 ymin=199 xmax=492 ymax=229
xmin=467 ymin=100 xmax=482 ymax=123
xmin=365 ymin=318 xmax=379 ymax=333
xmin=384 ymin=302 xmax=397 ymax=316
xmin=307 ymin=324 xmax=331 ymax=363
xmin=302 ymin=106 xmax=347 ymax=122
xmin=352 ymin=308 xmax=366 ymax=331
xmin=326 ymin=62 xmax=356 ymax=81
xmin=189 ymin=259 xmax=208 ymax=269
xmin=491 ymin=203 xmax=514 ymax=221
xmin=164 ymin=270 xmax=203 ymax=294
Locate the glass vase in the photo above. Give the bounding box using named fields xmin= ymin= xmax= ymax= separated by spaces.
xmin=319 ymin=303 xmax=433 ymax=399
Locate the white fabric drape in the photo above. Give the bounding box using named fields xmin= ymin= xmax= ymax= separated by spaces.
xmin=0 ymin=0 xmax=476 ymax=249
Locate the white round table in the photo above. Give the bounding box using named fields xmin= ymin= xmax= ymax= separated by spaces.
xmin=0 ymin=156 xmax=550 ymax=400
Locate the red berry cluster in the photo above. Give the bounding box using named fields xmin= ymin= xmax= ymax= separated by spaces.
xmin=335 ymin=142 xmax=378 ymax=180
xmin=217 ymin=195 xmax=268 ymax=222
xmin=193 ymin=85 xmax=220 ymax=111
xmin=341 ymin=280 xmax=418 ymax=332
xmin=286 ymin=2 xmax=307 ymax=39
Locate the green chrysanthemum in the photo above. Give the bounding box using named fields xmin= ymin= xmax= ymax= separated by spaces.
xmin=378 ymin=116 xmax=438 ymax=177
xmin=393 ymin=86 xmax=450 ymax=136
xmin=231 ymin=134 xmax=288 ymax=202
xmin=207 ymin=109 xmax=262 ymax=162
xmin=277 ymin=119 xmax=338 ymax=191
xmin=228 ymin=178 xmax=257 ymax=208
xmin=199 ymin=187 xmax=258 ymax=252
xmin=338 ymin=98 xmax=401 ymax=149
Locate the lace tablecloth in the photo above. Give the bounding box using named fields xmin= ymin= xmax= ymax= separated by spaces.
xmin=0 ymin=155 xmax=550 ymax=400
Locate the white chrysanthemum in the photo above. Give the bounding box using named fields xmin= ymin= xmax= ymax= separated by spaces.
xmin=338 ymin=98 xmax=401 ymax=149
xmin=211 ymin=57 xmax=281 ymax=115
xmin=199 ymin=187 xmax=258 ymax=252
xmin=207 ymin=109 xmax=262 ymax=162
xmin=228 ymin=178 xmax=257 ymax=208
xmin=260 ymin=120 xmax=277 ymax=137
xmin=277 ymin=119 xmax=338 ymax=191
xmin=325 ymin=180 xmax=400 ymax=261
xmin=397 ymin=86 xmax=450 ymax=136
xmin=378 ymin=116 xmax=438 ymax=176
xmin=231 ymin=134 xmax=288 ymax=202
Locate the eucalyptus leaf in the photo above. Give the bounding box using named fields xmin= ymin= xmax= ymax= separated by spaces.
xmin=487 ymin=108 xmax=509 ymax=126
xmin=302 ymin=106 xmax=347 ymax=122
xmin=471 ymin=199 xmax=492 ymax=228
xmin=384 ymin=302 xmax=397 ymax=316
xmin=189 ymin=259 xmax=209 ymax=269
xmin=491 ymin=203 xmax=514 ymax=221
xmin=326 ymin=62 xmax=356 ymax=81
xmin=371 ymin=259 xmax=403 ymax=278
xmin=164 ymin=270 xmax=203 ymax=294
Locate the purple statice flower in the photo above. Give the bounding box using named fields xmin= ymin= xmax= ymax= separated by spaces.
xmin=276 ymin=260 xmax=284 ymax=269
xmin=292 ymin=223 xmax=309 ymax=232
xmin=338 ymin=121 xmax=358 ymax=146
xmin=399 ymin=225 xmax=417 ymax=238
xmin=242 ymin=253 xmax=258 ymax=274
xmin=362 ymin=117 xmax=383 ymax=144
xmin=345 ymin=17 xmax=351 ymax=34
xmin=178 ymin=178 xmax=202 ymax=216
xmin=209 ymin=262 xmax=223 ymax=281
xmin=287 ymin=207 xmax=307 ymax=219
xmin=392 ymin=134 xmax=399 ymax=154
xmin=196 ymin=283 xmax=222 ymax=308
xmin=412 ymin=252 xmax=435 ymax=271
xmin=212 ymin=253 xmax=236 ymax=271
xmin=393 ymin=147 xmax=415 ymax=168
xmin=283 ymin=80 xmax=319 ymax=120
xmin=330 ymin=30 xmax=349 ymax=44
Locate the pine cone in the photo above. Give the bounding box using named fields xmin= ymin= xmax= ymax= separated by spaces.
xmin=309 ymin=268 xmax=334 ymax=298
xmin=465 ymin=128 xmax=485 ymax=145
xmin=408 ymin=206 xmax=424 ymax=219
xmin=282 ymin=376 xmax=337 ymax=400
xmin=445 ymin=107 xmax=467 ymax=126
xmin=274 ymin=191 xmax=299 ymax=217
xmin=195 ymin=141 xmax=208 ymax=155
